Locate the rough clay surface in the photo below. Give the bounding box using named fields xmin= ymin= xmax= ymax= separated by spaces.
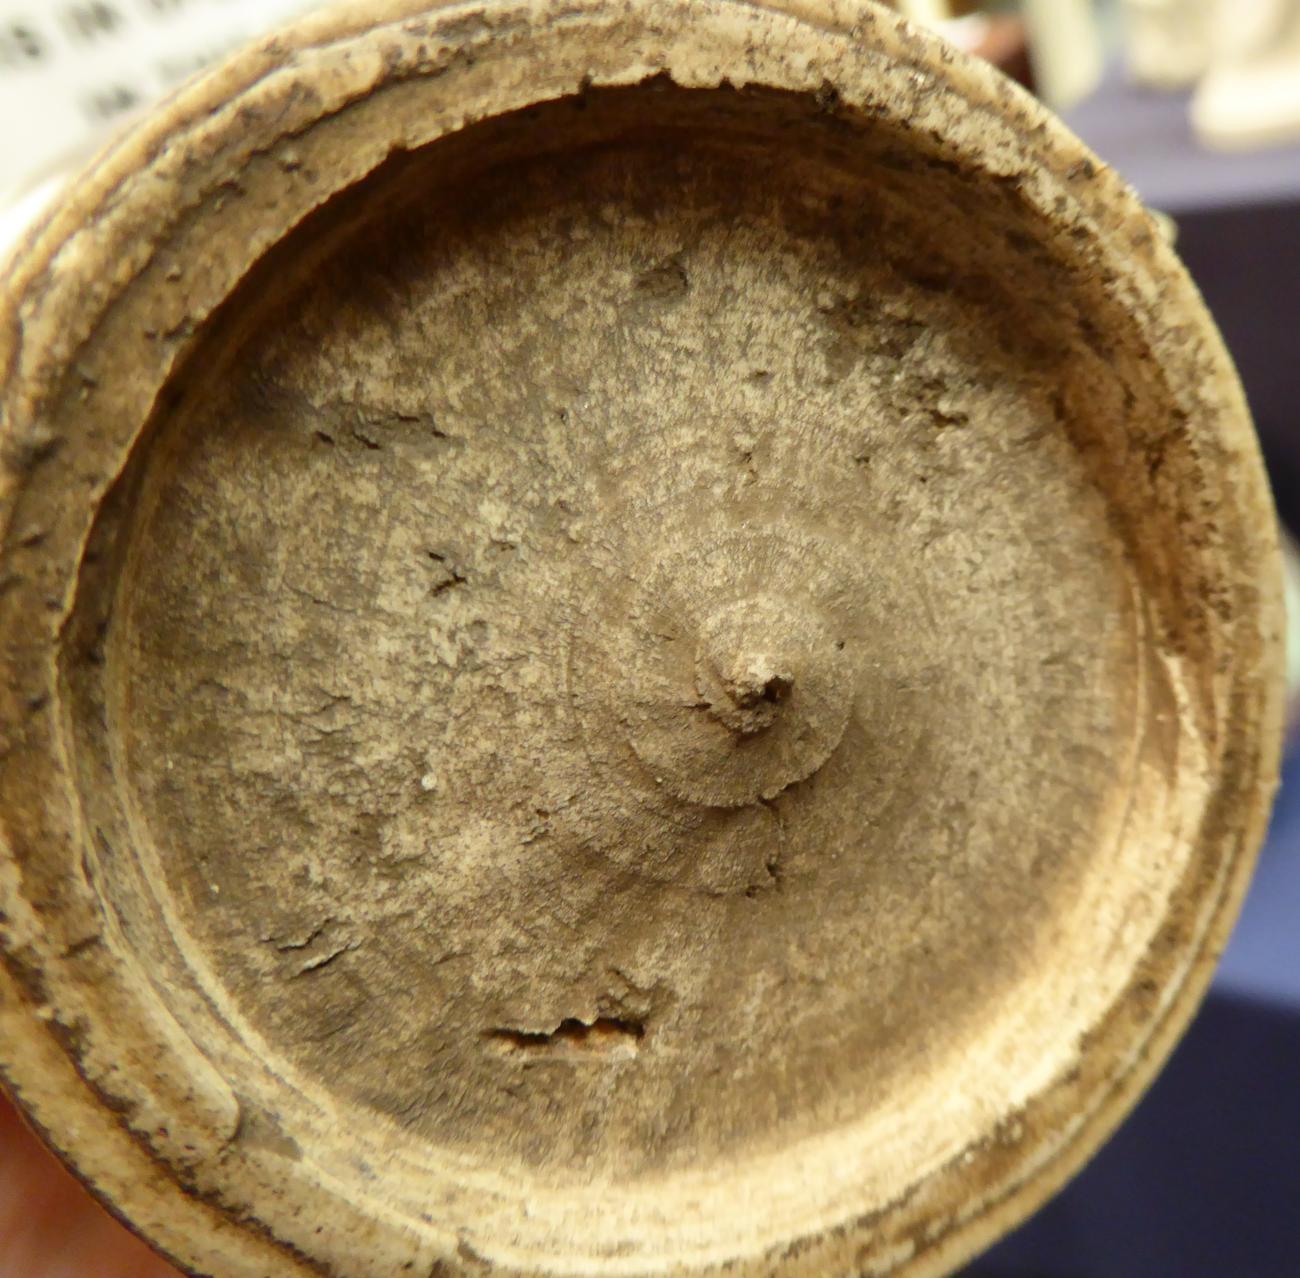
xmin=97 ymin=109 xmax=1145 ymax=1173
xmin=0 ymin=4 xmax=1285 ymax=1278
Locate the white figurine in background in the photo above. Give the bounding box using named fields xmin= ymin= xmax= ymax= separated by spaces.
xmin=1192 ymin=0 xmax=1300 ymax=148
xmin=1120 ymin=0 xmax=1217 ymax=89
xmin=1120 ymin=0 xmax=1300 ymax=149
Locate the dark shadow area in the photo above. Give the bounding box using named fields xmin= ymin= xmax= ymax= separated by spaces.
xmin=966 ymin=992 xmax=1300 ymax=1277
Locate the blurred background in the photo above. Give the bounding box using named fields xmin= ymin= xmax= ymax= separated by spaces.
xmin=2 ymin=1 xmax=1299 ymax=1275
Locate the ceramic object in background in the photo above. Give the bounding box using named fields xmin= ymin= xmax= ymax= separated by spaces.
xmin=1119 ymin=0 xmax=1218 ymax=89
xmin=1193 ymin=0 xmax=1300 ymax=148
xmin=890 ymin=0 xmax=954 ymax=29
xmin=0 ymin=3 xmax=1285 ymax=1277
xmin=1021 ymin=0 xmax=1103 ymax=107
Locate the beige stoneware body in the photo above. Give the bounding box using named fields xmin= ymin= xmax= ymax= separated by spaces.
xmin=0 ymin=3 xmax=1285 ymax=1278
